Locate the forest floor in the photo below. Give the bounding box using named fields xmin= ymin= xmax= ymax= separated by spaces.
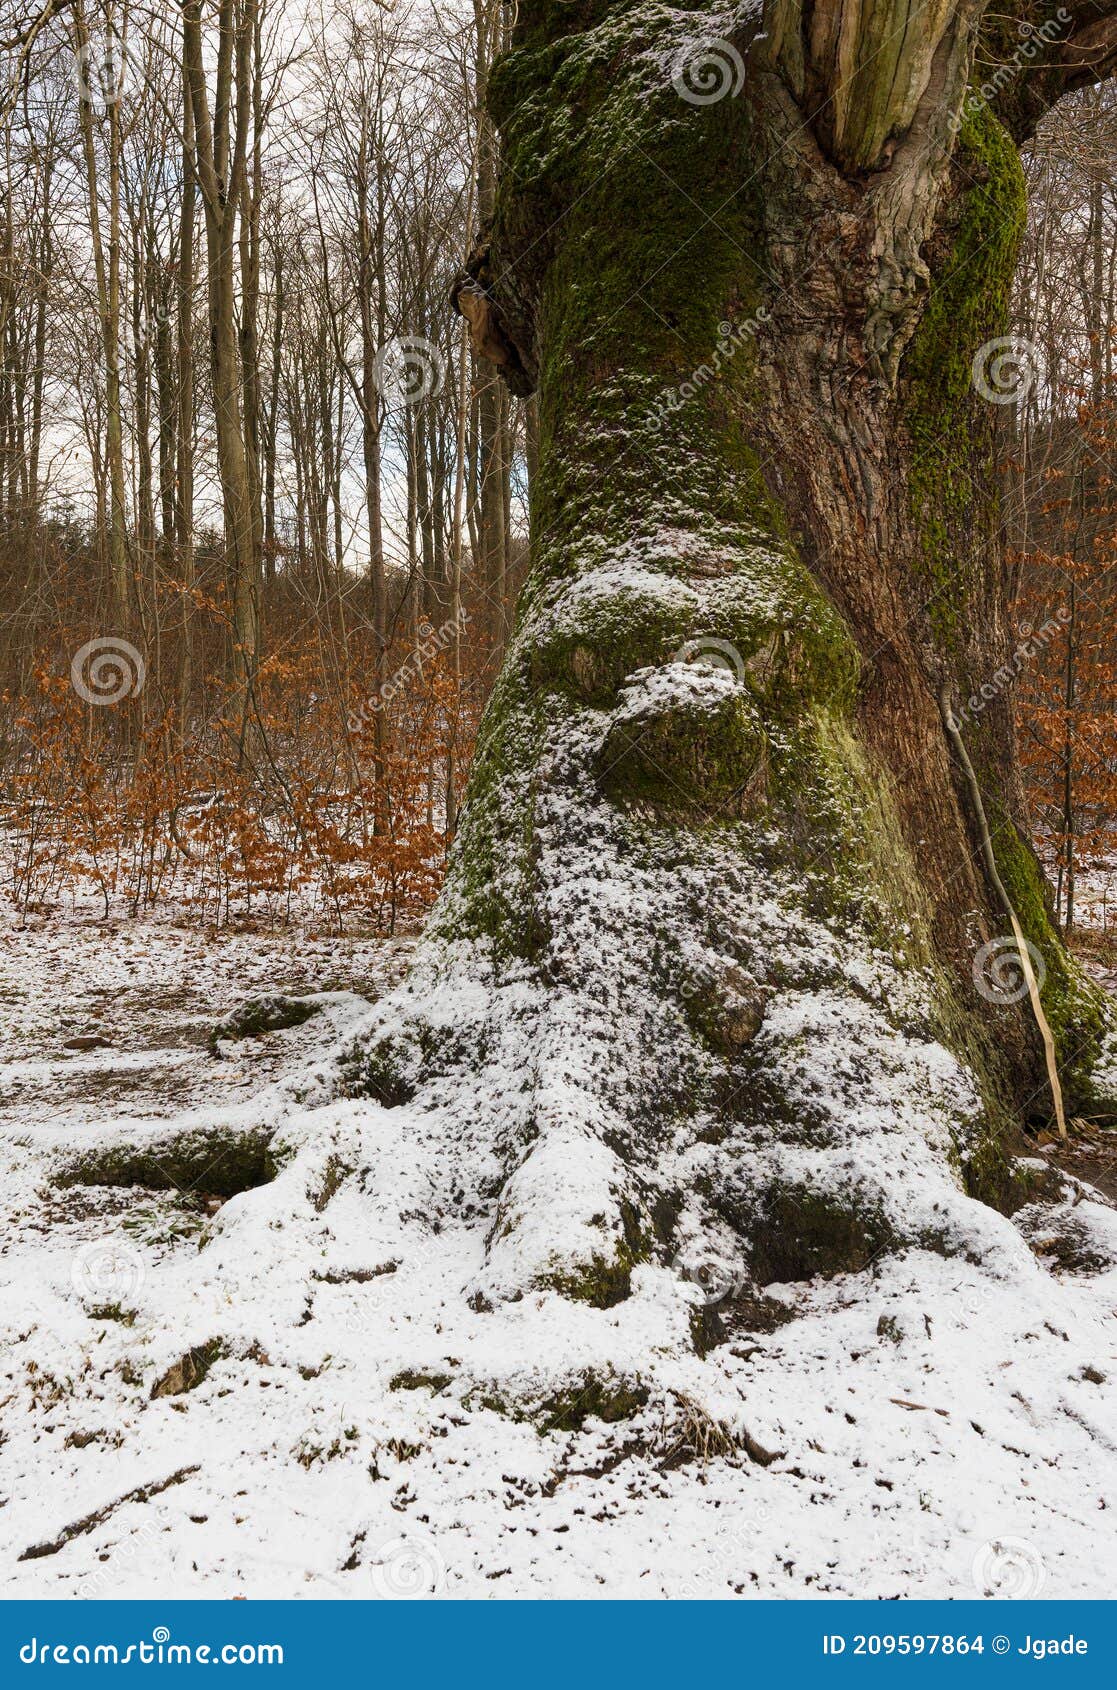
xmin=1 ymin=908 xmax=1116 ymax=1598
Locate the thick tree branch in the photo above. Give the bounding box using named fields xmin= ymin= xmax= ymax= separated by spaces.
xmin=993 ymin=1 xmax=1117 ymax=139
xmin=761 ymin=0 xmax=981 ymax=170
xmin=761 ymin=0 xmax=1117 ymax=163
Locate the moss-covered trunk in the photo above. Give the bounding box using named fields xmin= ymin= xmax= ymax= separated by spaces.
xmin=354 ymin=1 xmax=1116 ymax=1309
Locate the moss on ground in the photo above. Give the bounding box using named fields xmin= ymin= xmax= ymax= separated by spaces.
xmin=537 ymin=1370 xmax=649 ymax=1433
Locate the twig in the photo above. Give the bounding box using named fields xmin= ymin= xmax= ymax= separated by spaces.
xmin=18 ymin=1464 xmax=200 ymax=1561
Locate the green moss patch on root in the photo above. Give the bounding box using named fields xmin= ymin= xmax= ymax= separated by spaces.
xmin=54 ymin=1124 xmax=275 ymax=1201
xmin=389 ymin=1370 xmax=453 ymax=1394
xmin=747 ymin=1186 xmax=899 ymax=1285
xmin=537 ymin=1370 xmax=649 ymax=1433
xmin=538 ymin=1252 xmax=635 ymax=1310
xmin=209 ymin=994 xmax=322 ymax=1052
xmin=598 ymin=674 xmax=767 ymax=816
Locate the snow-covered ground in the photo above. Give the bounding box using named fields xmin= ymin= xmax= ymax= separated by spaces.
xmin=1 ymin=911 xmax=1115 ymax=1600
xmin=1039 ymin=850 xmax=1117 ymax=936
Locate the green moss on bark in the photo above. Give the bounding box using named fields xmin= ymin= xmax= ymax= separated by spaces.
xmin=902 ymin=106 xmax=1026 ymax=641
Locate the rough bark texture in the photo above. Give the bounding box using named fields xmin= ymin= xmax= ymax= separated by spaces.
xmin=450 ymin=0 xmax=1117 ymax=1119
xmin=345 ymin=0 xmax=1117 ymax=1315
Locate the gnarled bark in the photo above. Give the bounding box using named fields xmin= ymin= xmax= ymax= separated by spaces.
xmin=350 ymin=0 xmax=1117 ymax=1314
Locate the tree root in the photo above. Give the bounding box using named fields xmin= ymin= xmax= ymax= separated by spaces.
xmin=53 ymin=1123 xmax=275 ymax=1200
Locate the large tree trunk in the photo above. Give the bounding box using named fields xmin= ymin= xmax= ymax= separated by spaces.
xmin=348 ymin=1 xmax=1117 ymax=1312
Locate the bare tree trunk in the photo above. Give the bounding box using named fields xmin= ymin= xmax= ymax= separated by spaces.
xmin=176 ymin=65 xmax=196 ymax=734
xmin=28 ymin=147 xmax=52 ymax=516
xmin=73 ymin=0 xmax=130 ymax=618
xmin=472 ymin=0 xmax=509 ymax=644
xmin=132 ymin=226 xmax=156 ymax=562
xmin=238 ymin=0 xmax=265 ymax=607
xmin=262 ymin=229 xmax=282 ymax=583
xmin=355 ymin=134 xmax=386 ymax=659
xmin=182 ymin=0 xmax=261 ymax=740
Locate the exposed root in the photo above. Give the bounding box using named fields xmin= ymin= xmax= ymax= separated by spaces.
xmin=150 ymin=1341 xmax=226 ymax=1399
xmin=209 ymin=994 xmax=323 ymax=1054
xmin=53 ymin=1122 xmax=275 ymax=1200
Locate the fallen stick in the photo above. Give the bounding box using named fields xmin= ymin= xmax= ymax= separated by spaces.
xmin=18 ymin=1464 xmax=200 ymax=1561
xmin=889 ymin=1397 xmax=950 ymax=1417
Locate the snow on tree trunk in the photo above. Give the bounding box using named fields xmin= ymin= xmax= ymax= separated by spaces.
xmin=335 ymin=1 xmax=1117 ymax=1316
